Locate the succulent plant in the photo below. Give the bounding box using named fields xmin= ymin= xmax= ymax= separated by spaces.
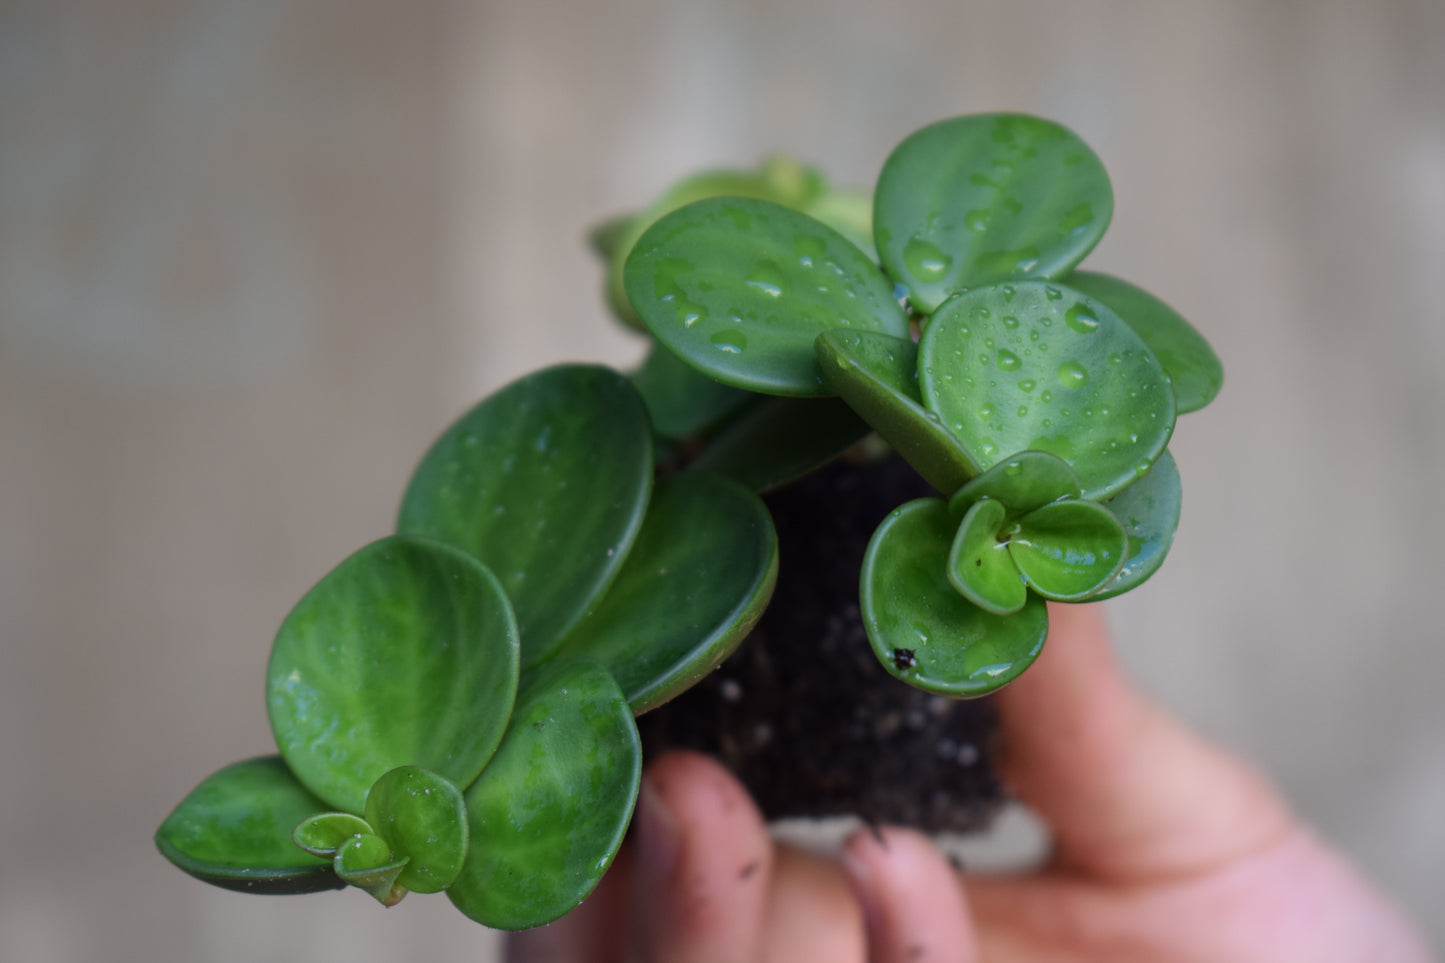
xmin=157 ymin=112 xmax=1220 ymax=929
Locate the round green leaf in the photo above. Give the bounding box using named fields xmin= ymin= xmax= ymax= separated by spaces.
xmin=267 ymin=536 xmax=520 ymax=814
xmin=448 ymin=661 xmax=642 ymax=930
xmin=874 ymin=113 xmax=1113 ymax=313
xmin=155 ymin=756 xmax=341 ymax=895
xmin=688 ymin=395 xmax=871 ymax=493
xmin=607 ymin=165 xmax=825 ymax=328
xmin=630 ymin=341 xmax=753 ymax=441
xmin=334 ymin=834 xmax=409 ymax=904
xmin=363 ymin=766 xmax=468 ymax=894
xmin=918 ymin=281 xmax=1176 ymax=500
xmin=1091 ymin=449 xmax=1182 ymax=600
xmin=397 ymin=365 xmax=653 ymax=666
xmin=551 ymin=472 xmax=778 ymax=713
xmin=1064 ymin=272 xmax=1222 ymax=413
xmin=947 ymin=450 xmax=1082 ymax=519
xmin=292 ymin=812 xmax=373 ymax=856
xmin=815 ymin=329 xmax=981 ymax=493
xmin=624 ymin=197 xmax=907 ymax=396
xmin=1009 ymin=499 xmax=1128 ymax=600
xmin=946 ymin=498 xmax=1027 ymax=615
xmin=861 ymin=498 xmax=1048 ymax=696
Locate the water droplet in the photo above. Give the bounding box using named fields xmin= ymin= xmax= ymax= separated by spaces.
xmin=794 ymin=234 xmax=826 ymax=267
xmin=711 ymin=330 xmax=747 ymax=354
xmin=964 ymin=209 xmax=990 ymax=233
xmin=745 ymin=262 xmax=786 ymax=298
xmin=978 ymin=404 xmax=993 ymax=418
xmin=1002 ymin=315 xmax=1019 ymax=329
xmin=1064 ymin=303 xmax=1100 ymax=334
xmin=912 ymin=624 xmax=930 ymax=644
xmin=1109 ymin=353 xmax=1123 ymax=365
xmin=1044 ymin=286 xmax=1063 ymax=301
xmin=1057 ymin=361 xmax=1088 ymax=388
xmin=1134 ymin=459 xmax=1153 ymax=477
xmin=1001 ymin=284 xmax=1016 ymax=303
xmin=1004 ymin=460 xmax=1023 ymax=476
xmin=904 ymin=236 xmax=953 ymax=281
xmin=1017 ymin=405 xmax=1029 ymax=417
xmin=1041 ymin=390 xmax=1052 ymax=402
xmin=1018 ymin=379 xmax=1036 ymax=392
xmin=997 ymin=349 xmax=1021 ymax=371
xmin=1058 ymin=202 xmax=1094 ymax=236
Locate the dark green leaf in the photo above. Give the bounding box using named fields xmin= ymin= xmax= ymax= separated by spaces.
xmin=1091 ymin=449 xmax=1182 ymax=600
xmin=267 ymin=536 xmax=519 ymax=813
xmin=946 ymin=498 xmax=1027 ymax=615
xmin=364 ymin=766 xmax=468 ymax=895
xmin=448 ymin=661 xmax=641 ymax=931
xmin=946 ymin=450 xmax=1081 ymax=519
xmin=624 ymin=198 xmax=907 ymax=396
xmin=1063 ymin=272 xmax=1223 ymax=414
xmin=688 ymin=395 xmax=871 ymax=493
xmin=860 ymin=498 xmax=1048 ymax=696
xmin=630 ymin=341 xmax=753 ymax=441
xmin=874 ymin=114 xmax=1113 ymax=313
xmin=607 ymin=168 xmax=819 ymax=327
xmin=551 ymin=472 xmax=778 ymax=713
xmin=815 ymin=329 xmax=980 ymax=493
xmin=918 ymin=281 xmax=1176 ymax=500
xmin=292 ymin=812 xmax=373 ymax=856
xmin=155 ymin=756 xmax=341 ymax=895
xmin=1009 ymin=500 xmax=1128 ymax=600
xmin=398 ymin=365 xmax=653 ymax=666
xmin=333 ymin=834 xmax=409 ymax=904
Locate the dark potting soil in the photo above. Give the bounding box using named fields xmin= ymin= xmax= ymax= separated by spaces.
xmin=638 ymin=453 xmax=1006 ymax=833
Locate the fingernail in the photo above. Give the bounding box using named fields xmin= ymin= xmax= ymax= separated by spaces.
xmin=635 ymin=779 xmax=681 ymax=881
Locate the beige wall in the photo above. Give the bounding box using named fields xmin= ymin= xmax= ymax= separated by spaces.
xmin=2 ymin=1 xmax=1441 ymax=958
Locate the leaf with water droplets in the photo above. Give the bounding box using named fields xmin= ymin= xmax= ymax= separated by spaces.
xmin=155 ymin=756 xmax=342 ymax=895
xmin=448 ymin=660 xmax=641 ymax=930
xmin=947 ymin=450 xmax=1082 ymax=519
xmin=398 ymin=365 xmax=653 ymax=667
xmin=874 ymin=114 xmax=1113 ymax=313
xmin=266 ymin=536 xmax=520 ymax=813
xmin=1090 ymin=449 xmax=1181 ymax=600
xmin=946 ymin=498 xmax=1027 ymax=615
xmin=688 ymin=395 xmax=871 ymax=493
xmin=292 ymin=812 xmax=373 ymax=857
xmin=364 ymin=766 xmax=468 ymax=895
xmin=815 ymin=329 xmax=981 ymax=492
xmin=333 ymin=834 xmax=409 ymax=904
xmin=860 ymin=498 xmax=1048 ymax=696
xmin=624 ymin=198 xmax=907 ymax=396
xmin=1062 ymin=272 xmax=1223 ymax=414
xmin=1008 ymin=499 xmax=1128 ymax=600
xmin=549 ymin=472 xmax=778 ymax=713
xmin=918 ymin=281 xmax=1176 ymax=500
xmin=630 ymin=341 xmax=754 ymax=442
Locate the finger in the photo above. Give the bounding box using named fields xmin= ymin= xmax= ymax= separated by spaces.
xmin=758 ymin=845 xmax=866 ymax=963
xmin=993 ymin=602 xmax=1292 ymax=882
xmin=505 ymin=845 xmax=633 ymax=962
xmin=842 ymin=826 xmax=979 ymax=963
xmin=628 ymin=751 xmax=774 ymax=963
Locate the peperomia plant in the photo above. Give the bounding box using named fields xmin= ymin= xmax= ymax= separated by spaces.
xmin=157 ymin=112 xmax=1220 ymax=929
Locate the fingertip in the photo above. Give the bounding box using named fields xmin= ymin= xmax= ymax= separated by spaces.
xmin=842 ymin=826 xmax=978 ymax=963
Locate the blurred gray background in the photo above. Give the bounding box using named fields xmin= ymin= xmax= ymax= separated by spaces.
xmin=2 ymin=1 xmax=1442 ymax=959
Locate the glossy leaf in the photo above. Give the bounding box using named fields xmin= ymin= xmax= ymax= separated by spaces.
xmin=267 ymin=536 xmax=520 ymax=814
xmin=861 ymin=499 xmax=1048 ymax=696
xmin=815 ymin=329 xmax=980 ymax=492
xmin=1009 ymin=500 xmax=1128 ymax=600
xmin=1064 ymin=272 xmax=1222 ymax=414
xmin=918 ymin=281 xmax=1176 ymax=500
xmin=551 ymin=472 xmax=778 ymax=713
xmin=1091 ymin=449 xmax=1182 ymax=600
xmin=874 ymin=114 xmax=1113 ymax=313
xmin=607 ymin=167 xmax=822 ymax=327
xmin=334 ymin=834 xmax=409 ymax=904
xmin=155 ymin=756 xmax=341 ymax=895
xmin=947 ymin=450 xmax=1081 ymax=519
xmin=364 ymin=766 xmax=468 ymax=895
xmin=448 ymin=661 xmax=642 ymax=930
xmin=688 ymin=395 xmax=871 ymax=493
xmin=624 ymin=197 xmax=907 ymax=396
xmin=398 ymin=365 xmax=653 ymax=666
xmin=946 ymin=498 xmax=1026 ymax=615
xmin=292 ymin=812 xmax=373 ymax=856
xmin=630 ymin=341 xmax=753 ymax=441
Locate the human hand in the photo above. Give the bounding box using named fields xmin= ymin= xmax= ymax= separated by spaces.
xmin=508 ymin=604 xmax=1433 ymax=962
